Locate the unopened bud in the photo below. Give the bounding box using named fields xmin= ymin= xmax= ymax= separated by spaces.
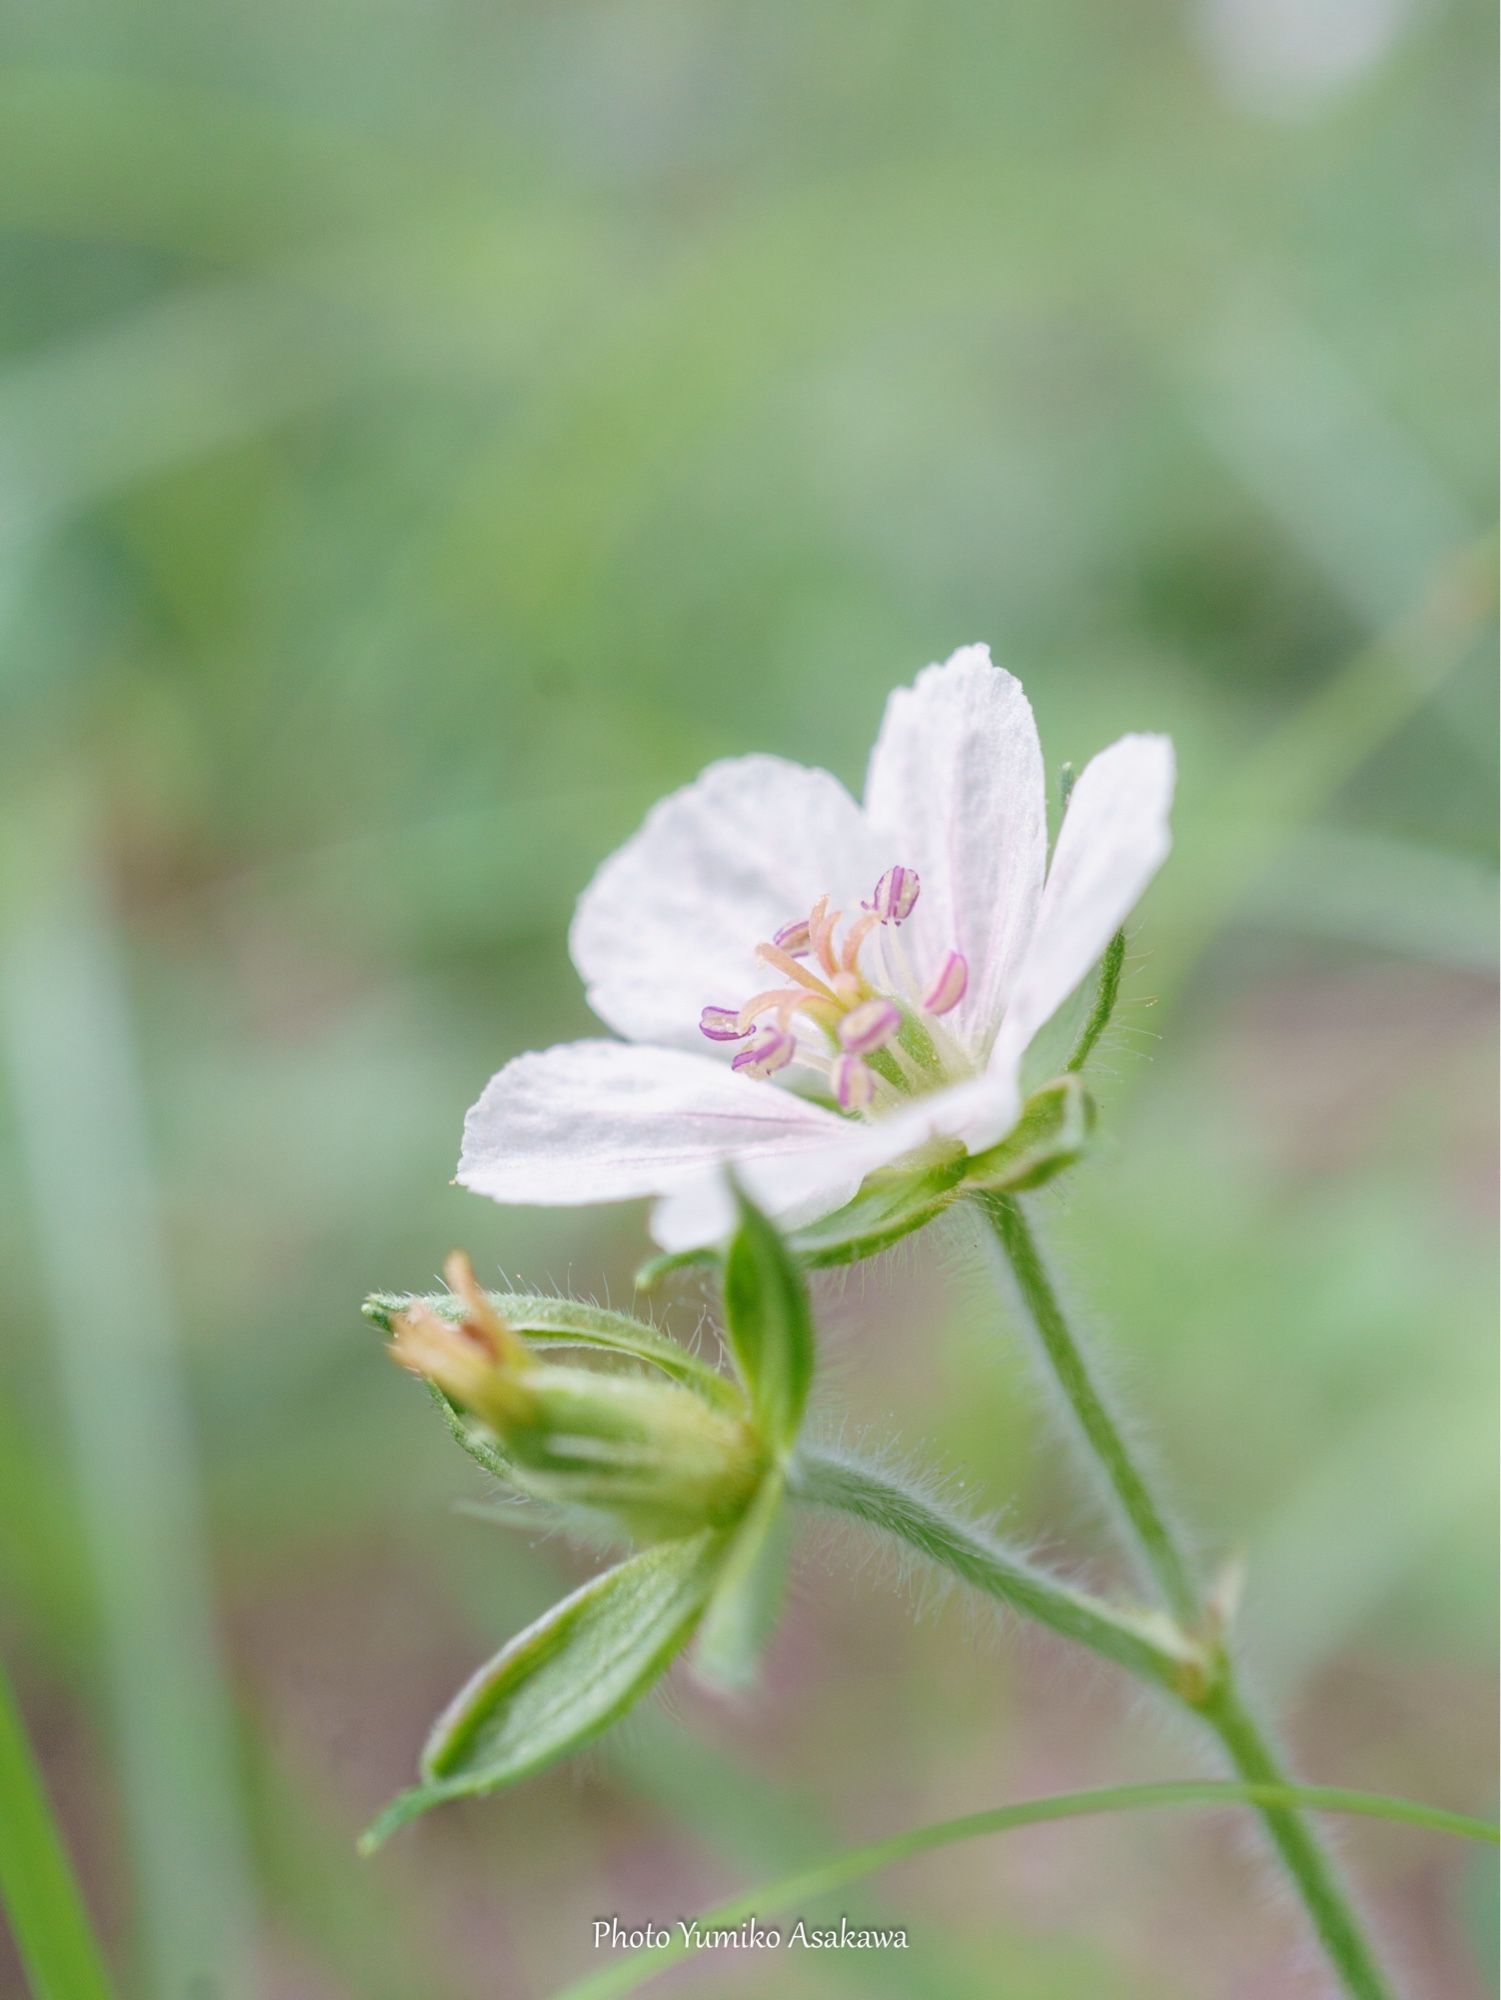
xmin=389 ymin=1253 xmax=762 ymax=1539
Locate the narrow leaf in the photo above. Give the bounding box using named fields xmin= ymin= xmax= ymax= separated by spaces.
xmin=551 ymin=1781 xmax=1497 ymax=2000
xmin=360 ymin=1531 xmax=726 ymax=1852
xmin=693 ymin=1472 xmax=790 ymax=1690
xmin=0 ymin=1654 xmax=116 ymax=2000
xmin=720 ymin=1186 xmax=814 ymax=1454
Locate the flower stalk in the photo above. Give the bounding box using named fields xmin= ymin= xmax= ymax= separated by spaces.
xmin=787 ymin=1445 xmax=1205 ymax=1695
xmin=972 ymin=1191 xmax=1399 ymax=2000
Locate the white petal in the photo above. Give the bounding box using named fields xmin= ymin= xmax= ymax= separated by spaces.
xmin=457 ymin=1040 xmax=849 ymax=1208
xmin=863 ymin=645 xmax=1047 ymax=1057
xmin=650 ymin=1069 xmax=1022 ymax=1250
xmin=990 ymin=733 xmax=1175 ymax=1075
xmin=570 ymin=755 xmax=881 ymax=1051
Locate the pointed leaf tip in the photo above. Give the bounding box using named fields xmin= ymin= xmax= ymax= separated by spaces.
xmin=360 ymin=1531 xmax=728 ymax=1844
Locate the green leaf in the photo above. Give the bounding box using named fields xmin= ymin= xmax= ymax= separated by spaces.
xmin=359 ymin=1530 xmax=726 ymax=1853
xmin=550 ymin=1780 xmax=1497 ymax=2000
xmin=721 ymin=1186 xmax=814 ymax=1454
xmin=693 ymin=1471 xmax=790 ymax=1690
xmin=963 ymin=1072 xmax=1094 ymax=1192
xmin=0 ymin=1653 xmax=117 ymax=2000
xmin=363 ymin=1290 xmax=741 ymax=1412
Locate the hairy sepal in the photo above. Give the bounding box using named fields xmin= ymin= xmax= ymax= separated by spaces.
xmin=963 ymin=1074 xmax=1094 ymax=1192
xmin=363 ymin=1289 xmax=739 ymax=1411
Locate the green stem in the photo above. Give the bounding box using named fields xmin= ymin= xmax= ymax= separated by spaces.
xmin=973 ymin=1191 xmax=1399 ymax=2000
xmin=788 ymin=1446 xmax=1198 ymax=1694
xmin=977 ymin=1189 xmax=1199 ymax=1621
xmin=1202 ymin=1677 xmax=1401 ymax=1999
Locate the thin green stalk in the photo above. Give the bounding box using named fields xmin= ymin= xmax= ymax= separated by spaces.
xmin=974 ymin=1191 xmax=1399 ymax=2000
xmin=0 ymin=1653 xmax=117 ymax=2000
xmin=550 ymin=1780 xmax=1493 ymax=2000
xmin=977 ymin=1189 xmax=1199 ymax=1621
xmin=789 ymin=1445 xmax=1198 ymax=1694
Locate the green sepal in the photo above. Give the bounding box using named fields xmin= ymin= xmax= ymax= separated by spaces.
xmin=358 ymin=1529 xmax=726 ymax=1853
xmin=635 ymin=1079 xmax=1093 ymax=1296
xmin=777 ymin=1153 xmax=969 ymax=1266
xmin=692 ymin=1470 xmax=790 ymax=1690
xmin=963 ymin=1073 xmax=1095 ymax=1192
xmin=363 ymin=1289 xmax=741 ymax=1412
xmin=720 ymin=1185 xmax=814 ymax=1455
xmin=636 ymin=1155 xmax=967 ymax=1291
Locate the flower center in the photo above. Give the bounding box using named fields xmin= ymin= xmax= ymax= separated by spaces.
xmin=699 ymin=865 xmax=970 ymax=1117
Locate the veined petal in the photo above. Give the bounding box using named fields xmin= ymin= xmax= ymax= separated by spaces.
xmin=863 ymin=646 xmax=1047 ymax=1058
xmin=458 ymin=1040 xmax=849 ymax=1208
xmin=650 ymin=1070 xmax=1022 ymax=1250
xmin=990 ymin=732 xmax=1175 ymax=1076
xmin=570 ymin=755 xmax=882 ymax=1052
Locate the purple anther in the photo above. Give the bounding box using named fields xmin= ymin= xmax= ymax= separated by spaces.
xmin=833 ymin=1053 xmax=875 ymax=1113
xmin=700 ymin=1004 xmax=750 ymax=1043
xmin=922 ymin=949 xmax=969 ymax=1017
xmin=837 ymin=998 xmax=902 ymax=1056
xmin=864 ymin=864 xmax=920 ymax=925
xmin=732 ymin=1029 xmax=796 ymax=1079
xmin=772 ymin=918 xmax=813 ymax=957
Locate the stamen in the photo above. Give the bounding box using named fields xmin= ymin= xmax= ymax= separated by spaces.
xmin=756 ymin=941 xmax=838 ymax=998
xmin=922 ymin=949 xmax=969 ymax=1017
xmin=773 ymin=917 xmax=812 ymax=958
xmin=700 ymin=1004 xmax=750 ymax=1043
xmin=736 ymin=987 xmax=833 ymax=1033
xmin=838 ymin=998 xmax=902 ymax=1056
xmin=865 ymin=864 xmax=920 ymax=925
xmin=840 ymin=909 xmax=880 ymax=972
xmin=732 ymin=1028 xmax=796 ymax=1079
xmin=812 ymin=905 xmax=842 ymax=978
xmin=833 ymin=1053 xmax=875 ymax=1113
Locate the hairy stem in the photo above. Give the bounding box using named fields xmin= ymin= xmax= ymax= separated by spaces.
xmin=976 ymin=1188 xmax=1198 ymax=1620
xmin=972 ymin=1191 xmax=1399 ymax=2000
xmin=788 ymin=1445 xmax=1199 ymax=1694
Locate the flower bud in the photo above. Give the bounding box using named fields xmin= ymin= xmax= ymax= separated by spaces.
xmin=390 ymin=1254 xmax=762 ymax=1539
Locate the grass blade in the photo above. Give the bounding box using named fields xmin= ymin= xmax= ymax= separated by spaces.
xmin=550 ymin=1780 xmax=1496 ymax=2000
xmin=0 ymin=1654 xmax=116 ymax=2000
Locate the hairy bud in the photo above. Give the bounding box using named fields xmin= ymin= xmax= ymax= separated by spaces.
xmin=390 ymin=1253 xmax=762 ymax=1539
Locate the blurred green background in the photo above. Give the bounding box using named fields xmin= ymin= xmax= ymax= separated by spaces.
xmin=0 ymin=0 xmax=1495 ymax=1995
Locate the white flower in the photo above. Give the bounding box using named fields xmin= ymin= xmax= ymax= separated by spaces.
xmin=459 ymin=646 xmax=1174 ymax=1251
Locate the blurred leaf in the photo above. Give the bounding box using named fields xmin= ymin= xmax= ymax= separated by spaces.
xmin=359 ymin=1529 xmax=726 ymax=1851
xmin=0 ymin=1654 xmax=116 ymax=2000
xmin=721 ymin=1186 xmax=815 ymax=1454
